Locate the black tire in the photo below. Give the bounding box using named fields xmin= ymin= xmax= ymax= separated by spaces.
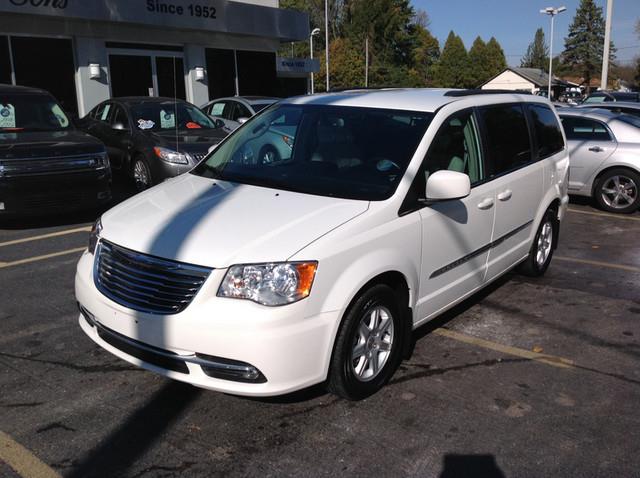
xmin=327 ymin=284 xmax=405 ymax=400
xmin=131 ymin=156 xmax=153 ymax=192
xmin=517 ymin=208 xmax=558 ymax=277
xmin=258 ymin=145 xmax=280 ymax=165
xmin=594 ymin=168 xmax=640 ymax=214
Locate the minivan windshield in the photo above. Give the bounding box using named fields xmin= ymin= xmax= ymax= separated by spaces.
xmin=0 ymin=94 xmax=71 ymax=132
xmin=192 ymin=104 xmax=433 ymax=200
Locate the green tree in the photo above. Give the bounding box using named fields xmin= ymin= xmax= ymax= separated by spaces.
xmin=407 ymin=13 xmax=440 ymax=86
xmin=432 ymin=31 xmax=469 ymax=88
xmin=468 ymin=36 xmax=490 ymax=88
xmin=562 ymin=0 xmax=616 ymax=92
xmin=317 ymin=37 xmax=365 ymax=90
xmin=521 ymin=28 xmax=549 ymax=71
xmin=484 ymin=37 xmax=507 ymax=79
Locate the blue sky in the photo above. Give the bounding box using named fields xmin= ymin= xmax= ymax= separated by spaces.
xmin=412 ymin=0 xmax=639 ymax=66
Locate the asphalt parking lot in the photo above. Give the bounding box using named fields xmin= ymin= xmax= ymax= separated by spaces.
xmin=0 ymin=199 xmax=639 ymax=478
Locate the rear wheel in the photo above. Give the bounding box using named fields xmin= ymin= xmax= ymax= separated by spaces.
xmin=327 ymin=284 xmax=404 ymax=400
xmin=517 ymin=208 xmax=557 ymax=277
xmin=594 ymin=168 xmax=640 ymax=214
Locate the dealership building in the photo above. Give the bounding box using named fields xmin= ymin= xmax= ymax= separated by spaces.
xmin=0 ymin=0 xmax=311 ymax=116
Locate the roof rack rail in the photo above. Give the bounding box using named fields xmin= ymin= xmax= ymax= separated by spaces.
xmin=444 ymin=89 xmax=533 ymax=97
xmin=328 ymin=86 xmax=401 ymax=93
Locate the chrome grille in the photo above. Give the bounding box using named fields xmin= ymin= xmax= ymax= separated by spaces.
xmin=0 ymin=154 xmax=107 ymax=177
xmin=191 ymin=152 xmax=207 ymax=162
xmin=94 ymin=240 xmax=212 ymax=315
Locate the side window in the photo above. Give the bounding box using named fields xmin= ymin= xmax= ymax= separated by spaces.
xmin=478 ymin=104 xmax=532 ymax=176
xmin=110 ymin=105 xmax=129 ymax=128
xmin=422 ymin=110 xmax=485 ymax=186
xmin=559 ymin=117 xmax=613 ymax=141
xmin=230 ymin=102 xmax=251 ymax=122
xmin=528 ymin=104 xmax=564 ymax=159
xmin=96 ymin=103 xmax=112 ymax=123
xmin=209 ymin=101 xmax=226 ymax=117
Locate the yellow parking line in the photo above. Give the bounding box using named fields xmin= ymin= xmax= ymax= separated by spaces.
xmin=433 ymin=328 xmax=575 ymax=369
xmin=0 ymin=430 xmax=61 ymax=478
xmin=567 ymin=208 xmax=640 ymax=222
xmin=0 ymin=247 xmax=86 ymax=269
xmin=0 ymin=226 xmax=91 ymax=248
xmin=555 ymin=256 xmax=640 ymax=274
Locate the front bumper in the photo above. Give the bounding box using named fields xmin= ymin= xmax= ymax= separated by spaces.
xmin=0 ymin=169 xmax=111 ymax=215
xmin=75 ymin=249 xmax=339 ymax=397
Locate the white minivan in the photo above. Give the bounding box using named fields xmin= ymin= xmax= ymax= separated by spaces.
xmin=75 ymin=89 xmax=569 ymax=400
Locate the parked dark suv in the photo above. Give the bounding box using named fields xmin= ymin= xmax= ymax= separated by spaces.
xmin=0 ymin=85 xmax=111 ymax=215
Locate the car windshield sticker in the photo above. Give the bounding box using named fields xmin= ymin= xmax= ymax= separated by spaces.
xmin=211 ymin=103 xmax=225 ymax=116
xmin=160 ymin=110 xmax=176 ymax=129
xmin=137 ymin=119 xmax=155 ymax=130
xmin=0 ymin=104 xmax=16 ymax=128
xmin=100 ymin=104 xmax=111 ymax=121
xmin=51 ymin=104 xmax=69 ymax=128
xmin=186 ymin=121 xmax=202 ymax=129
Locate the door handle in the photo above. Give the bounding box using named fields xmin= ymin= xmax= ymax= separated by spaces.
xmin=497 ymin=189 xmax=512 ymax=201
xmin=477 ymin=197 xmax=494 ymax=210
xmin=588 ymin=146 xmax=604 ymax=152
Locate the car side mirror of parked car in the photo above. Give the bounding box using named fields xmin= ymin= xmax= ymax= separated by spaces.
xmin=112 ymin=122 xmax=129 ymax=131
xmin=424 ymin=170 xmax=471 ymax=202
xmin=237 ymin=117 xmax=249 ymax=124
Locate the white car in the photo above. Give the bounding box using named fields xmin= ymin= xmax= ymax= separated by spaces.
xmin=200 ymin=96 xmax=279 ymax=133
xmin=75 ymin=89 xmax=569 ymax=400
xmin=558 ymin=108 xmax=640 ymax=213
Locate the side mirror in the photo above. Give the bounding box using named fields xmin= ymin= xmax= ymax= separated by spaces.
xmin=425 ymin=170 xmax=471 ymax=202
xmin=237 ymin=117 xmax=249 ymax=124
xmin=112 ymin=122 xmax=128 ymax=131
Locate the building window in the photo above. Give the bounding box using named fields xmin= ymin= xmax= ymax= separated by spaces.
xmin=0 ymin=36 xmax=11 ymax=85
xmin=236 ymin=50 xmax=277 ymax=96
xmin=205 ymin=48 xmax=237 ymax=99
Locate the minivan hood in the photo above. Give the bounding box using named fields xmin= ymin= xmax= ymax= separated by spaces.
xmin=101 ymin=174 xmax=368 ymax=268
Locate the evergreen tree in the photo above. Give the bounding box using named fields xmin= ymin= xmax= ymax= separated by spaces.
xmin=562 ymin=0 xmax=616 ymax=91
xmin=408 ymin=19 xmax=440 ymax=86
xmin=521 ymin=28 xmax=549 ymax=71
xmin=484 ymin=37 xmax=507 ymax=79
xmin=433 ymin=31 xmax=469 ymax=88
xmin=468 ymin=36 xmax=489 ymax=88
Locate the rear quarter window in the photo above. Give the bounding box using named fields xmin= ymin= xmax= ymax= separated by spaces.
xmin=528 ymin=104 xmax=564 ymax=158
xmin=559 ymin=116 xmax=613 ymax=141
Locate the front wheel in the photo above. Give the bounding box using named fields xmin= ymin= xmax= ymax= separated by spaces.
xmin=594 ymin=168 xmax=640 ymax=214
xmin=517 ymin=208 xmax=558 ymax=277
xmin=327 ymin=284 xmax=404 ymax=400
xmin=132 ymin=157 xmax=153 ymax=192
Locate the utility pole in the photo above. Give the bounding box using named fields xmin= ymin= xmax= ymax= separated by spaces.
xmin=325 ymin=0 xmax=329 ymax=92
xmin=310 ymin=28 xmax=320 ymax=94
xmin=365 ymin=37 xmax=369 ymax=87
xmin=601 ymin=0 xmax=613 ymax=91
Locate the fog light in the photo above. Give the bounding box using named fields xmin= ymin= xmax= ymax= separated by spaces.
xmin=196 ymin=353 xmax=267 ymax=383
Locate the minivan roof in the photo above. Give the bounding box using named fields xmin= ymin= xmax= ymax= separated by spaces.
xmin=284 ymin=88 xmax=545 ymax=113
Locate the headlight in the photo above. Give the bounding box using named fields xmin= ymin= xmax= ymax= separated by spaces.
xmin=218 ymin=262 xmax=318 ymax=306
xmin=153 ymin=147 xmax=189 ymax=165
xmin=95 ymin=151 xmax=110 ymax=170
xmin=88 ymin=218 xmax=102 ymax=255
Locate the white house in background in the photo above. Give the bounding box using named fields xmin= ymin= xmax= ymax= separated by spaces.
xmin=480 ymin=67 xmax=568 ymax=99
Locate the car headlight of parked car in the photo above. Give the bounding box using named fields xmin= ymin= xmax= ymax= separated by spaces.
xmin=153 ymin=147 xmax=190 ymax=165
xmin=218 ymin=262 xmax=318 ymax=306
xmin=88 ymin=217 xmax=102 ymax=255
xmin=95 ymin=151 xmax=110 ymax=170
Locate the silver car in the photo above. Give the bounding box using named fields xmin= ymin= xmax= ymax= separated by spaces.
xmin=578 ymin=101 xmax=640 ymax=119
xmin=200 ymin=96 xmax=279 ymax=133
xmin=558 ymin=108 xmax=640 ymax=213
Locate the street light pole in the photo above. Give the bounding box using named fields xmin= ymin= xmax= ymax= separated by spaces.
xmin=601 ymin=0 xmax=613 ymax=91
xmin=325 ymin=0 xmax=329 ymax=92
xmin=540 ymin=6 xmax=566 ymax=100
xmin=309 ymin=28 xmax=320 ymax=94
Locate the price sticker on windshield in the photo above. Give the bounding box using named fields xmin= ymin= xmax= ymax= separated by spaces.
xmin=160 ymin=110 xmax=176 ymax=129
xmin=0 ymin=104 xmax=16 ymax=128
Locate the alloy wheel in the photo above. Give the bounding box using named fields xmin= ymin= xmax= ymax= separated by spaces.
xmin=133 ymin=160 xmax=151 ymax=191
xmin=600 ymin=175 xmax=638 ymax=209
xmin=536 ymin=220 xmax=553 ymax=268
xmin=350 ymin=305 xmax=394 ymax=382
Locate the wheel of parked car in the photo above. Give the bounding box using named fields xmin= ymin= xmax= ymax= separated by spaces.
xmin=328 ymin=284 xmax=404 ymax=400
xmin=594 ymin=168 xmax=640 ymax=214
xmin=258 ymin=145 xmax=280 ymax=165
xmin=132 ymin=156 xmax=153 ymax=191
xmin=517 ymin=208 xmax=558 ymax=277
